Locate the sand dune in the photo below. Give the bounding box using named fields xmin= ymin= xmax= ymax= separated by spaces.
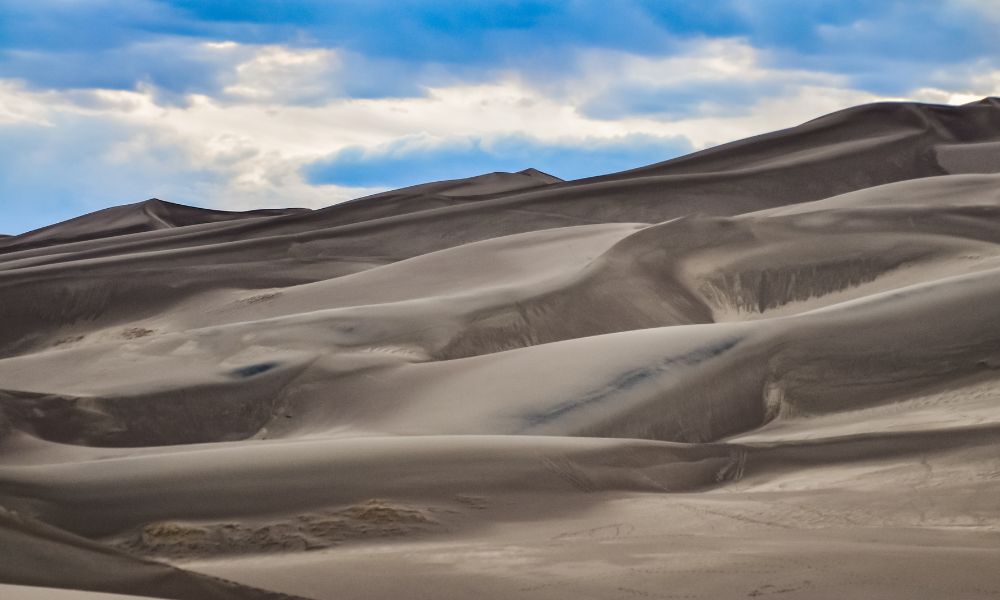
xmin=0 ymin=507 xmax=308 ymax=599
xmin=3 ymin=98 xmax=1000 ymax=599
xmin=0 ymin=199 xmax=308 ymax=254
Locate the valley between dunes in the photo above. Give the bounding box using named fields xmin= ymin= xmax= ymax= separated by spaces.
xmin=3 ymin=99 xmax=1000 ymax=599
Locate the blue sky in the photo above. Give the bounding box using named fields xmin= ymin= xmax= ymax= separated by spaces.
xmin=2 ymin=1 xmax=999 ymax=234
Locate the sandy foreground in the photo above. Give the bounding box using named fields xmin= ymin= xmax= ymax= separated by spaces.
xmin=2 ymin=98 xmax=1000 ymax=599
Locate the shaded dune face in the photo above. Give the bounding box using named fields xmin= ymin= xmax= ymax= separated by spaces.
xmin=3 ymin=99 xmax=1000 ymax=600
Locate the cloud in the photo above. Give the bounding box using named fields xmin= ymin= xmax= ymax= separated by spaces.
xmin=214 ymin=44 xmax=451 ymax=103
xmin=3 ymin=1 xmax=998 ymax=102
xmin=0 ymin=36 xmax=899 ymax=234
xmin=303 ymin=133 xmax=694 ymax=187
xmin=2 ymin=3 xmax=999 ymax=234
xmin=0 ymin=112 xmax=220 ymax=233
xmin=0 ymin=78 xmax=381 ymax=234
xmin=0 ymin=80 xmax=54 ymax=125
xmin=220 ymin=45 xmax=339 ymax=104
xmin=581 ymin=81 xmax=784 ymax=120
xmin=909 ymin=67 xmax=1000 ymax=106
xmin=570 ymin=40 xmax=847 ymax=120
xmin=0 ymin=1 xmax=183 ymax=53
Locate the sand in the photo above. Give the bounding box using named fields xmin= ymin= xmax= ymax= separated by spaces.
xmin=2 ymin=97 xmax=1000 ymax=599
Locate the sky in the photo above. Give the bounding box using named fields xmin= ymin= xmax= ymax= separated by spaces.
xmin=2 ymin=1 xmax=1000 ymax=234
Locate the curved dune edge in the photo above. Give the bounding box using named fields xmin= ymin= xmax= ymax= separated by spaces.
xmin=3 ymin=98 xmax=1000 ymax=599
xmin=0 ymin=508 xmax=310 ymax=599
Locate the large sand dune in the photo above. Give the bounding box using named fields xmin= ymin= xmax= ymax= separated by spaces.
xmin=3 ymin=98 xmax=1000 ymax=599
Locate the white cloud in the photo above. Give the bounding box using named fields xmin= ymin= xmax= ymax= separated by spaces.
xmin=0 ymin=80 xmax=56 ymax=125
xmin=574 ymin=38 xmax=837 ymax=88
xmin=909 ymin=66 xmax=1000 ymax=106
xmin=221 ymin=45 xmax=341 ymax=104
xmin=2 ymin=36 xmax=994 ymax=221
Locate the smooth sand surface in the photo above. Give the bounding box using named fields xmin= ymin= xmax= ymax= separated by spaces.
xmin=3 ymin=98 xmax=1000 ymax=599
xmin=0 ymin=584 xmax=172 ymax=600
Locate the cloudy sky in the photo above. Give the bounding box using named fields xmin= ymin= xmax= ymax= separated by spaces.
xmin=2 ymin=1 xmax=999 ymax=234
